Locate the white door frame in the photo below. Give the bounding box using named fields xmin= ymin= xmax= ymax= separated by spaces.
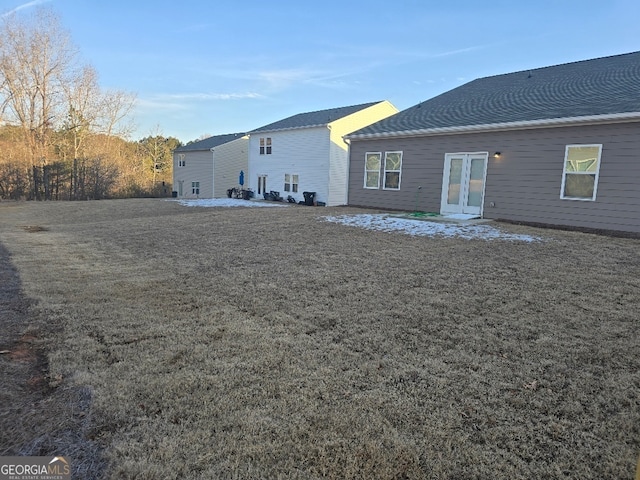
xmin=257 ymin=175 xmax=267 ymax=196
xmin=440 ymin=152 xmax=488 ymax=216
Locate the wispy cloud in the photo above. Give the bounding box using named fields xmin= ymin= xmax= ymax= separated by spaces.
xmin=431 ymin=46 xmax=486 ymax=58
xmin=158 ymin=92 xmax=263 ymax=101
xmin=135 ymin=91 xmax=263 ymax=112
xmin=314 ymin=41 xmax=495 ymax=70
xmin=1 ymin=0 xmax=51 ymax=17
xmin=258 ymin=69 xmax=311 ymax=89
xmin=258 ymin=68 xmax=352 ymax=90
xmin=178 ymin=53 xmax=380 ymax=94
xmin=255 ymin=62 xmax=381 ymax=91
xmin=249 ymin=42 xmax=491 ymax=93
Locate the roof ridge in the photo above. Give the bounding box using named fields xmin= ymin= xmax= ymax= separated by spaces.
xmin=174 ymin=132 xmax=247 ymax=152
xmin=250 ymin=100 xmax=387 ymax=133
xmin=477 ymin=50 xmax=640 ymax=81
xmin=292 ymin=100 xmax=383 ymax=116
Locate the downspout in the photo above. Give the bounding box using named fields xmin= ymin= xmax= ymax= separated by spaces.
xmin=326 ymin=124 xmax=332 ymax=205
xmin=343 ymin=137 xmax=351 ymax=206
xmin=210 ymin=147 xmax=215 ymax=198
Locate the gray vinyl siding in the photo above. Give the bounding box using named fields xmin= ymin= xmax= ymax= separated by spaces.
xmin=173 ymin=150 xmax=213 ymax=198
xmin=348 ymin=122 xmax=640 ymax=233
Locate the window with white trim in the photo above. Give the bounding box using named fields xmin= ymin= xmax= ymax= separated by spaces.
xmin=284 ymin=174 xmax=298 ymax=193
xmin=178 ymin=154 xmax=185 ymax=167
xmin=259 ymin=137 xmax=272 ymax=155
xmin=364 ymin=152 xmax=381 ymax=189
xmin=383 ymin=151 xmax=402 ymax=190
xmin=191 ymin=181 xmax=200 ymax=195
xmin=560 ymin=144 xmax=602 ymax=201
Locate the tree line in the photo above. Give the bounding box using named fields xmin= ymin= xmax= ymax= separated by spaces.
xmin=0 ymin=8 xmax=181 ymax=200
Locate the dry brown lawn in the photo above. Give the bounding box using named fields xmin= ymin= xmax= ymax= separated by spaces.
xmin=0 ymin=198 xmax=638 ymax=479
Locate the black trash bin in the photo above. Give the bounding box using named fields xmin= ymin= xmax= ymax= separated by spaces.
xmin=269 ymin=191 xmax=282 ymax=201
xmin=303 ymin=191 xmax=316 ymax=206
xmin=171 ymin=191 xmax=178 ymax=198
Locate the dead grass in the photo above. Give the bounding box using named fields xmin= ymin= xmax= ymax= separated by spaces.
xmin=0 ymin=198 xmax=638 ymax=479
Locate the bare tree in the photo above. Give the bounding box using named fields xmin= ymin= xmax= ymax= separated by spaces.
xmin=58 ymin=66 xmax=135 ymax=150
xmin=58 ymin=65 xmax=99 ymax=161
xmin=0 ymin=8 xmax=76 ymax=166
xmin=0 ymin=7 xmax=137 ymax=200
xmin=97 ymin=88 xmax=136 ymax=141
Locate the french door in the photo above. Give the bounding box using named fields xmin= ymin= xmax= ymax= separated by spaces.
xmin=440 ymin=153 xmax=488 ymax=216
xmin=257 ymin=175 xmax=267 ymax=196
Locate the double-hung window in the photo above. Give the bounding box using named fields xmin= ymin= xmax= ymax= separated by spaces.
xmin=560 ymin=144 xmax=602 ymax=201
xmin=178 ymin=154 xmax=185 ymax=167
xmin=383 ymin=151 xmax=402 ymax=190
xmin=364 ymin=152 xmax=381 ymax=188
xmin=191 ymin=181 xmax=200 ymax=195
xmin=284 ymin=174 xmax=298 ymax=193
xmin=260 ymin=137 xmax=272 ymax=155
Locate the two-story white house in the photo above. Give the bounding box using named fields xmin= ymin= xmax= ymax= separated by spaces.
xmin=247 ymin=101 xmax=398 ymax=206
xmin=173 ymin=133 xmax=248 ymax=199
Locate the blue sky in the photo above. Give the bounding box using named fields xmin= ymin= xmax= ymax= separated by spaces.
xmin=2 ymin=1 xmax=639 ymax=142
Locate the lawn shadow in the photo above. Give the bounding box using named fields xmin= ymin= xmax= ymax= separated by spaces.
xmin=0 ymin=241 xmax=105 ymax=478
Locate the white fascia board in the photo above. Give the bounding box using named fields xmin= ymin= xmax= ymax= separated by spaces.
xmin=345 ymin=112 xmax=640 ymax=140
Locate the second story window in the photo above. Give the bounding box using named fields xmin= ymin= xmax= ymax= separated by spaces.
xmin=178 ymin=154 xmax=186 ymax=167
xmin=260 ymin=137 xmax=272 ymax=155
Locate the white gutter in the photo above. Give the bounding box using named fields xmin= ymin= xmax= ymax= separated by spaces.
xmin=345 ymin=111 xmax=640 ymax=140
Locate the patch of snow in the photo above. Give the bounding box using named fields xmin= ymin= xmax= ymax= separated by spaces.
xmin=170 ymin=198 xmax=288 ymax=208
xmin=442 ymin=213 xmax=480 ymax=220
xmin=322 ymin=214 xmax=542 ymax=242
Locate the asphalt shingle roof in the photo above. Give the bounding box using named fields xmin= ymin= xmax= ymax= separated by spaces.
xmin=174 ymin=133 xmax=246 ymax=152
xmin=350 ymin=51 xmax=640 ymax=137
xmin=250 ymin=102 xmax=383 ymax=133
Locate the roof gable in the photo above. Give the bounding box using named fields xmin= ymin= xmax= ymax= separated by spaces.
xmin=174 ymin=132 xmax=246 ymax=152
xmin=250 ymin=101 xmax=384 ymax=133
xmin=351 ymin=51 xmax=640 ymax=137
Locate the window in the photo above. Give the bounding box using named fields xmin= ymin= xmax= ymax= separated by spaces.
xmin=560 ymin=144 xmax=602 ymax=201
xmin=383 ymin=151 xmax=402 ymax=190
xmin=284 ymin=174 xmax=298 ymax=193
xmin=178 ymin=154 xmax=185 ymax=167
xmin=260 ymin=137 xmax=272 ymax=155
xmin=191 ymin=181 xmax=200 ymax=195
xmin=364 ymin=152 xmax=381 ymax=188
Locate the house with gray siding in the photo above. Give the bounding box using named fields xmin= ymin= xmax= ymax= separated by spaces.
xmin=346 ymin=51 xmax=640 ymax=234
xmin=248 ymin=101 xmax=397 ymax=206
xmin=173 ymin=133 xmax=248 ymax=198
